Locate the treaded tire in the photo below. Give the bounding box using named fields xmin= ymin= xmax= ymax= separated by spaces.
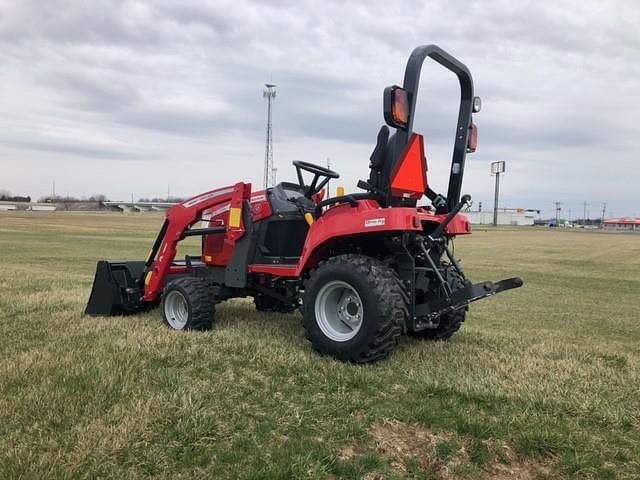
xmin=303 ymin=254 xmax=408 ymax=363
xmin=161 ymin=277 xmax=215 ymax=331
xmin=412 ymin=263 xmax=466 ymax=341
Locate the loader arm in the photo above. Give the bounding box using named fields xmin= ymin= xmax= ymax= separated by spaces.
xmin=142 ymin=182 xmax=251 ymax=302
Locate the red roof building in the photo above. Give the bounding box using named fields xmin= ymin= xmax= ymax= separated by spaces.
xmin=602 ymin=217 xmax=640 ymax=231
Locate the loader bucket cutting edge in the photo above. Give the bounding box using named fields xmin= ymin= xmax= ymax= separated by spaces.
xmin=85 ymin=260 xmax=148 ymax=316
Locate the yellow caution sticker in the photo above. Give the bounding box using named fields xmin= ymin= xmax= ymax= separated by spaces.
xmin=144 ymin=271 xmax=153 ymax=286
xmin=228 ymin=207 xmax=242 ymax=228
xmin=204 ymin=255 xmax=213 ymax=263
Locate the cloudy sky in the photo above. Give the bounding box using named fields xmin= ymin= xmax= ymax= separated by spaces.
xmin=1 ymin=0 xmax=639 ymax=218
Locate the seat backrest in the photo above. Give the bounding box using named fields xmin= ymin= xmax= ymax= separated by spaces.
xmin=367 ymin=125 xmax=390 ymax=192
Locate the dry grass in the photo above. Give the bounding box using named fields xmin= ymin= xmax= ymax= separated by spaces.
xmin=1 ymin=212 xmax=639 ymax=479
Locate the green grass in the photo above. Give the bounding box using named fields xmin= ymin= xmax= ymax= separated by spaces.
xmin=1 ymin=212 xmax=639 ymax=479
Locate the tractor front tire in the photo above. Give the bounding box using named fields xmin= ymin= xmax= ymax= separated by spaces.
xmin=161 ymin=278 xmax=215 ymax=331
xmin=303 ymin=254 xmax=407 ymax=363
xmin=412 ymin=263 xmax=467 ymax=341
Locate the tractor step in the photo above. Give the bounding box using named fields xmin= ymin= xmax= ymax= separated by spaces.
xmin=85 ymin=261 xmax=148 ymax=316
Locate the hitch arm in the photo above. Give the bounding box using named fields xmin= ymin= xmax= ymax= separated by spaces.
xmin=415 ymin=276 xmax=524 ymax=322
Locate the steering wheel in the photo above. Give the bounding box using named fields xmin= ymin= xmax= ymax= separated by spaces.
xmin=292 ymin=160 xmax=340 ymax=198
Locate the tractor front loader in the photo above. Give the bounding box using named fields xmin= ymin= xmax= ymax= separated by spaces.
xmin=86 ymin=45 xmax=522 ymax=363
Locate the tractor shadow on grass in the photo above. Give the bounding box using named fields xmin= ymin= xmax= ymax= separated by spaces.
xmin=214 ymin=300 xmax=304 ymax=341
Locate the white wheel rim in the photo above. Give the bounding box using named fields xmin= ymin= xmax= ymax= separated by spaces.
xmin=164 ymin=290 xmax=189 ymax=330
xmin=314 ymin=280 xmax=363 ymax=342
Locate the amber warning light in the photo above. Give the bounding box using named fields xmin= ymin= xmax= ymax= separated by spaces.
xmin=383 ymin=86 xmax=409 ymax=129
xmin=467 ymin=123 xmax=478 ymax=153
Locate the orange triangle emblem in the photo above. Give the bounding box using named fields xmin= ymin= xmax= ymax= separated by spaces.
xmin=390 ymin=133 xmax=428 ymax=199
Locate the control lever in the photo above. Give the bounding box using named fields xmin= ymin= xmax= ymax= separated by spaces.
xmin=428 ymin=194 xmax=472 ymax=242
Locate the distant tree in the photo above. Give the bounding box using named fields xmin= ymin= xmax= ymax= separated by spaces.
xmin=38 ymin=195 xmax=81 ymax=203
xmin=1 ymin=190 xmax=31 ymax=202
xmin=88 ymin=194 xmax=108 ymax=202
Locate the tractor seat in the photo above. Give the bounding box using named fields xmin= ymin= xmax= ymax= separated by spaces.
xmin=269 ymin=182 xmax=316 ymax=215
xmin=358 ymin=125 xmax=392 ymax=205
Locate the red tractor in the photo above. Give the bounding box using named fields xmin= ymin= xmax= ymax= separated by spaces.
xmin=86 ymin=45 xmax=522 ymax=363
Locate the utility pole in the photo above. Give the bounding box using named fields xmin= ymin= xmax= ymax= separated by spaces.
xmin=554 ymin=201 xmax=562 ymax=225
xmin=263 ymin=83 xmax=277 ymax=189
xmin=491 ymin=161 xmax=505 ymax=226
xmin=582 ymin=201 xmax=588 ymax=226
xmin=601 ymin=202 xmax=607 ymax=227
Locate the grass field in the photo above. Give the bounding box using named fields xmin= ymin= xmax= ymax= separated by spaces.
xmin=1 ymin=212 xmax=639 ymax=479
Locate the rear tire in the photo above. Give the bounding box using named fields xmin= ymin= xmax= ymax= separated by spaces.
xmin=303 ymin=254 xmax=407 ymax=363
xmin=412 ymin=263 xmax=466 ymax=341
xmin=162 ymin=278 xmax=215 ymax=331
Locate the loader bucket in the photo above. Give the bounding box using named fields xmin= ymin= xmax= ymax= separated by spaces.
xmin=85 ymin=261 xmax=148 ymax=316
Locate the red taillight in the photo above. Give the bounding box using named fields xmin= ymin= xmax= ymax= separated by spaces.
xmin=467 ymin=123 xmax=478 ymax=153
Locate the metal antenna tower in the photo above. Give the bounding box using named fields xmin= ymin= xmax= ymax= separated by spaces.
xmin=263 ymin=83 xmax=277 ymax=189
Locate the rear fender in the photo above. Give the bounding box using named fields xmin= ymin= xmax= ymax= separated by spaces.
xmin=296 ymin=203 xmax=471 ymax=274
xmin=419 ymin=211 xmax=471 ymax=235
xmin=296 ymin=200 xmax=419 ymax=274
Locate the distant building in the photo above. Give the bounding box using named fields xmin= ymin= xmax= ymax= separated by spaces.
xmin=29 ymin=205 xmax=57 ymax=212
xmin=464 ymin=208 xmax=538 ymax=226
xmin=602 ymin=217 xmax=640 ymax=231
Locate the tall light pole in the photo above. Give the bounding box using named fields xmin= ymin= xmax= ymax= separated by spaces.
xmin=554 ymin=201 xmax=562 ymax=225
xmin=263 ymin=83 xmax=277 ymax=189
xmin=491 ymin=161 xmax=505 ymax=226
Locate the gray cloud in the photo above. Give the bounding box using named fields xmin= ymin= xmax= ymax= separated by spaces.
xmin=0 ymin=0 xmax=638 ymax=216
xmin=5 ymin=139 xmax=153 ymax=161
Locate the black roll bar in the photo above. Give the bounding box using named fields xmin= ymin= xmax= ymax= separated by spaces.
xmin=392 ymin=45 xmax=475 ymax=212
